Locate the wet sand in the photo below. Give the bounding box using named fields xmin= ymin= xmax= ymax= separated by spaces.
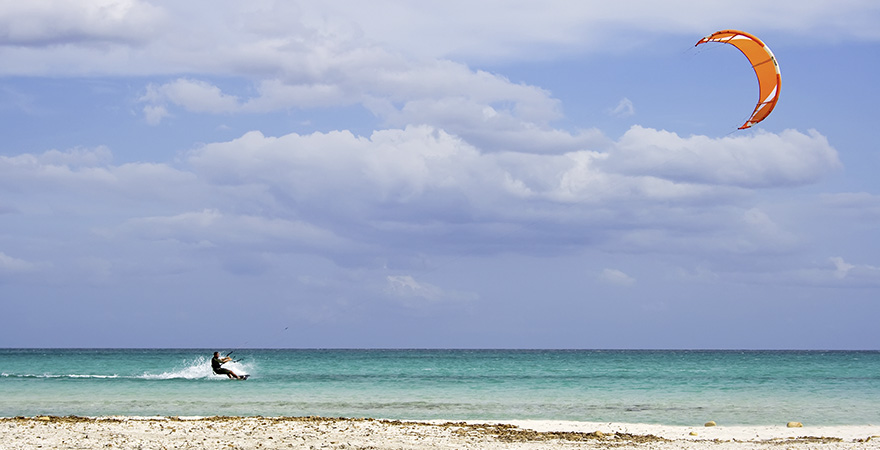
xmin=2 ymin=416 xmax=879 ymax=449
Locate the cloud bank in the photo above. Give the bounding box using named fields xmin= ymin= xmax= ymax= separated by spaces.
xmin=0 ymin=124 xmax=840 ymax=273
xmin=1 ymin=0 xmax=877 ymax=348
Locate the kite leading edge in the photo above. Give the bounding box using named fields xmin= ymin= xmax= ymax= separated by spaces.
xmin=696 ymin=30 xmax=781 ymax=129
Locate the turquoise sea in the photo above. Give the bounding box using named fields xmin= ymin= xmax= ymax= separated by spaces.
xmin=2 ymin=349 xmax=879 ymax=426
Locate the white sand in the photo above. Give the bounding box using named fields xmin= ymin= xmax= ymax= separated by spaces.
xmin=2 ymin=416 xmax=879 ymax=449
xmin=498 ymin=420 xmax=880 ymax=441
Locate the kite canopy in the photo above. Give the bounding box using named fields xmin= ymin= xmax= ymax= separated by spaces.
xmin=696 ymin=30 xmax=781 ymax=129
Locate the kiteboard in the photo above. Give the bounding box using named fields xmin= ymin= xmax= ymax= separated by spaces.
xmin=240 ymin=374 xmax=250 ymax=380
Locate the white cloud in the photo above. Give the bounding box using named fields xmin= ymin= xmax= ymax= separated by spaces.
xmin=184 ymin=125 xmax=742 ymax=212
xmin=0 ymin=0 xmax=164 ymax=47
xmin=609 ymin=98 xmax=635 ymax=118
xmin=599 ymin=268 xmax=635 ymax=285
xmin=0 ymin=145 xmax=112 ymax=168
xmin=291 ymin=1 xmax=880 ymax=62
xmin=185 ymin=126 xmax=492 ymax=214
xmin=118 ymin=209 xmax=351 ymax=253
xmin=830 ymin=256 xmax=856 ymax=279
xmin=246 ymin=79 xmax=348 ymax=109
xmin=828 ymin=256 xmax=880 ymax=284
xmin=137 ymin=62 xmax=568 ymax=151
xmin=736 ymin=208 xmax=798 ymax=253
xmin=603 ymin=126 xmax=841 ymax=188
xmin=2 ymin=1 xmax=878 ymax=78
xmin=37 ymin=146 xmax=113 ymax=167
xmin=0 ymin=251 xmax=37 ymax=273
xmin=141 ymin=78 xmax=241 ymax=118
xmin=0 ymin=120 xmax=845 ymax=268
xmin=142 ymin=104 xmax=168 ymax=125
xmin=385 ymin=275 xmax=442 ymax=301
xmin=173 ymin=124 xmax=843 ymax=260
xmin=0 ymin=147 xmax=195 ymax=201
xmin=0 ymin=1 xmax=877 ymax=349
xmin=384 ymin=274 xmax=477 ymax=306
xmin=760 ymin=256 xmax=880 ymax=288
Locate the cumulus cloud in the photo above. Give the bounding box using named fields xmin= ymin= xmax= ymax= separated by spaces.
xmin=0 ymin=119 xmax=843 ymax=269
xmin=141 ymin=78 xmax=241 ymax=117
xmin=0 ymin=146 xmax=195 ymax=201
xmin=0 ymin=0 xmax=164 ymax=47
xmin=177 ymin=123 xmax=833 ymax=253
xmin=142 ymin=104 xmax=169 ymax=125
xmin=0 ymin=1 xmax=863 ymax=294
xmin=137 ymin=62 xmax=570 ymax=154
xmin=603 ymin=126 xmax=841 ymax=188
xmin=171 ymin=124 xmax=829 ymax=261
xmin=1 ymin=1 xmax=878 ymax=349
xmin=186 ymin=126 xmax=489 ymax=215
xmin=36 ymin=146 xmax=113 ymax=167
xmin=186 ymin=124 xmax=831 ymax=216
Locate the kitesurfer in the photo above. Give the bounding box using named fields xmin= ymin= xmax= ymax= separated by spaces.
xmin=212 ymin=351 xmax=244 ymax=379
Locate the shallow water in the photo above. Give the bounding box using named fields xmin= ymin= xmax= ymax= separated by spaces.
xmin=2 ymin=349 xmax=878 ymax=425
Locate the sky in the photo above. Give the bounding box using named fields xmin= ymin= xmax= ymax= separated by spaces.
xmin=1 ymin=1 xmax=879 ymax=349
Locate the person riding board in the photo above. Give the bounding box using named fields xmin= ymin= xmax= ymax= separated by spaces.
xmin=212 ymin=351 xmax=246 ymax=379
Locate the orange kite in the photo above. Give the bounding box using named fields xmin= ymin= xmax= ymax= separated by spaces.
xmin=696 ymin=30 xmax=781 ymax=129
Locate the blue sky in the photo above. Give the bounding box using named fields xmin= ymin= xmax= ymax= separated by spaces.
xmin=2 ymin=1 xmax=879 ymax=349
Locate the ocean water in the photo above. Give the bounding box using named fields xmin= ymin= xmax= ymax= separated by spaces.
xmin=1 ymin=349 xmax=878 ymax=426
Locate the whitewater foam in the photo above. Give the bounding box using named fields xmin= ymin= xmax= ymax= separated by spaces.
xmin=140 ymin=356 xmax=253 ymax=380
xmin=3 ymin=356 xmax=253 ymax=381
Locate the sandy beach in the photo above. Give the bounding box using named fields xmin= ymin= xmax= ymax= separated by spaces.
xmin=2 ymin=416 xmax=879 ymax=449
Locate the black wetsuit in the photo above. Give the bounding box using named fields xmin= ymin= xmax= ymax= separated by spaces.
xmin=212 ymin=356 xmax=232 ymax=375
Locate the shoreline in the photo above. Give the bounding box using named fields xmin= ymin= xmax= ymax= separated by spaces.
xmin=3 ymin=416 xmax=879 ymax=449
